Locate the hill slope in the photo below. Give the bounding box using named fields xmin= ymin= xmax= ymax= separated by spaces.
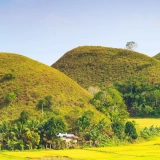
xmin=153 ymin=53 xmax=160 ymax=60
xmin=52 ymin=46 xmax=160 ymax=89
xmin=0 ymin=53 xmax=106 ymax=122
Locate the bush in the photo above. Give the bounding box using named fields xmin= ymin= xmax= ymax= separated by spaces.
xmin=140 ymin=126 xmax=160 ymax=140
xmin=37 ymin=95 xmax=54 ymax=109
xmin=111 ymin=121 xmax=125 ymax=139
xmin=6 ymin=92 xmax=17 ymax=103
xmin=125 ymin=121 xmax=138 ymax=140
xmin=4 ymin=73 xmax=15 ymax=80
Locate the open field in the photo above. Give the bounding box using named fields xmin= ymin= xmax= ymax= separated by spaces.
xmin=129 ymin=118 xmax=160 ymax=128
xmin=1 ymin=137 xmax=160 ymax=160
xmin=0 ymin=118 xmax=160 ymax=160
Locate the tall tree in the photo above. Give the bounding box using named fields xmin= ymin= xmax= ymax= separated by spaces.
xmin=37 ymin=95 xmax=54 ymax=118
xmin=126 ymin=41 xmax=138 ymax=50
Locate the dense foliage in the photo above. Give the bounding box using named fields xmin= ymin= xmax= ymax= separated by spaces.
xmin=140 ymin=125 xmax=160 ymax=140
xmin=0 ymin=111 xmax=67 ymax=150
xmin=90 ymin=88 xmax=129 ymax=122
xmin=125 ymin=121 xmax=138 ymax=140
xmin=0 ymin=110 xmax=140 ymax=150
xmin=114 ymin=76 xmax=160 ymax=117
xmin=1 ymin=90 xmax=160 ymax=150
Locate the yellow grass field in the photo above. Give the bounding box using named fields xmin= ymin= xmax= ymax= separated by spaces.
xmin=129 ymin=118 xmax=160 ymax=128
xmin=0 ymin=118 xmax=160 ymax=160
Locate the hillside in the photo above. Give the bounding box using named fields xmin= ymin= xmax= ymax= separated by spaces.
xmin=0 ymin=53 xmax=106 ymax=122
xmin=153 ymin=52 xmax=160 ymax=60
xmin=52 ymin=46 xmax=160 ymax=89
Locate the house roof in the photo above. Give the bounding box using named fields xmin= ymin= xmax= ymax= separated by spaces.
xmin=57 ymin=133 xmax=79 ymax=139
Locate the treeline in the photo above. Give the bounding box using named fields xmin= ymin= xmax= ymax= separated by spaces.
xmin=1 ymin=109 xmax=160 ymax=151
xmin=114 ymin=76 xmax=160 ymax=117
xmin=0 ymin=107 xmax=138 ymax=150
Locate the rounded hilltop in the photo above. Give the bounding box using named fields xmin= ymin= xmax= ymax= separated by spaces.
xmin=153 ymin=52 xmax=160 ymax=60
xmin=0 ymin=52 xmax=106 ymax=122
xmin=52 ymin=46 xmax=160 ymax=89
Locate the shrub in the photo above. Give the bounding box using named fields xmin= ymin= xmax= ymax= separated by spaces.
xmin=125 ymin=121 xmax=138 ymax=140
xmin=111 ymin=121 xmax=125 ymax=139
xmin=6 ymin=92 xmax=17 ymax=103
xmin=140 ymin=126 xmax=160 ymax=140
xmin=4 ymin=72 xmax=15 ymax=80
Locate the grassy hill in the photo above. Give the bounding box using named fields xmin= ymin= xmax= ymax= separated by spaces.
xmin=0 ymin=52 xmax=106 ymax=123
xmin=52 ymin=46 xmax=160 ymax=89
xmin=153 ymin=53 xmax=160 ymax=60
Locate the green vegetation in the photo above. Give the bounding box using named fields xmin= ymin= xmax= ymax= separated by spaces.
xmin=153 ymin=52 xmax=160 ymax=60
xmin=1 ymin=87 xmax=155 ymax=151
xmin=52 ymin=46 xmax=160 ymax=90
xmin=4 ymin=109 xmax=160 ymax=150
xmin=1 ymin=49 xmax=160 ymax=159
xmin=126 ymin=41 xmax=138 ymax=50
xmin=140 ymin=125 xmax=160 ymax=140
xmin=5 ymin=92 xmax=17 ymax=104
xmin=0 ymin=111 xmax=67 ymax=150
xmin=114 ymin=76 xmax=160 ymax=117
xmin=0 ymin=52 xmax=106 ymax=123
xmin=52 ymin=46 xmax=160 ymax=117
xmin=0 ymin=109 xmax=131 ymax=150
xmin=125 ymin=121 xmax=138 ymax=140
xmin=90 ymin=88 xmax=129 ymax=122
xmin=111 ymin=121 xmax=125 ymax=139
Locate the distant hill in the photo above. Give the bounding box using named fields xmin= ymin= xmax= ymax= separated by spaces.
xmin=0 ymin=53 xmax=106 ymax=122
xmin=153 ymin=53 xmax=160 ymax=60
xmin=52 ymin=46 xmax=160 ymax=89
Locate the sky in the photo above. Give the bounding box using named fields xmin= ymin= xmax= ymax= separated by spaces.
xmin=1 ymin=0 xmax=160 ymax=65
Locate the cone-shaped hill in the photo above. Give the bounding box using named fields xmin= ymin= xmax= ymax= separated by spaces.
xmin=52 ymin=46 xmax=160 ymax=89
xmin=154 ymin=53 xmax=160 ymax=60
xmin=0 ymin=53 xmax=106 ymax=122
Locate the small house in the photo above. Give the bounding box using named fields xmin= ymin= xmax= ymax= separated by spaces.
xmin=56 ymin=133 xmax=79 ymax=143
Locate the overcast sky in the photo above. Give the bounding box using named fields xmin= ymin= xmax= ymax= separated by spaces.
xmin=1 ymin=0 xmax=160 ymax=65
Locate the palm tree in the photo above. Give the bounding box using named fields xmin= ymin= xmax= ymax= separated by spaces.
xmin=0 ymin=121 xmax=12 ymax=149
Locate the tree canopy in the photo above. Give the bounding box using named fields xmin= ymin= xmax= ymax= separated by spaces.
xmin=126 ymin=41 xmax=138 ymax=50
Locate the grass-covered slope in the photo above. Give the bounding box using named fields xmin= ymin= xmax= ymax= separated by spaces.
xmin=52 ymin=46 xmax=160 ymax=89
xmin=153 ymin=53 xmax=160 ymax=60
xmin=0 ymin=53 xmax=105 ymax=122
